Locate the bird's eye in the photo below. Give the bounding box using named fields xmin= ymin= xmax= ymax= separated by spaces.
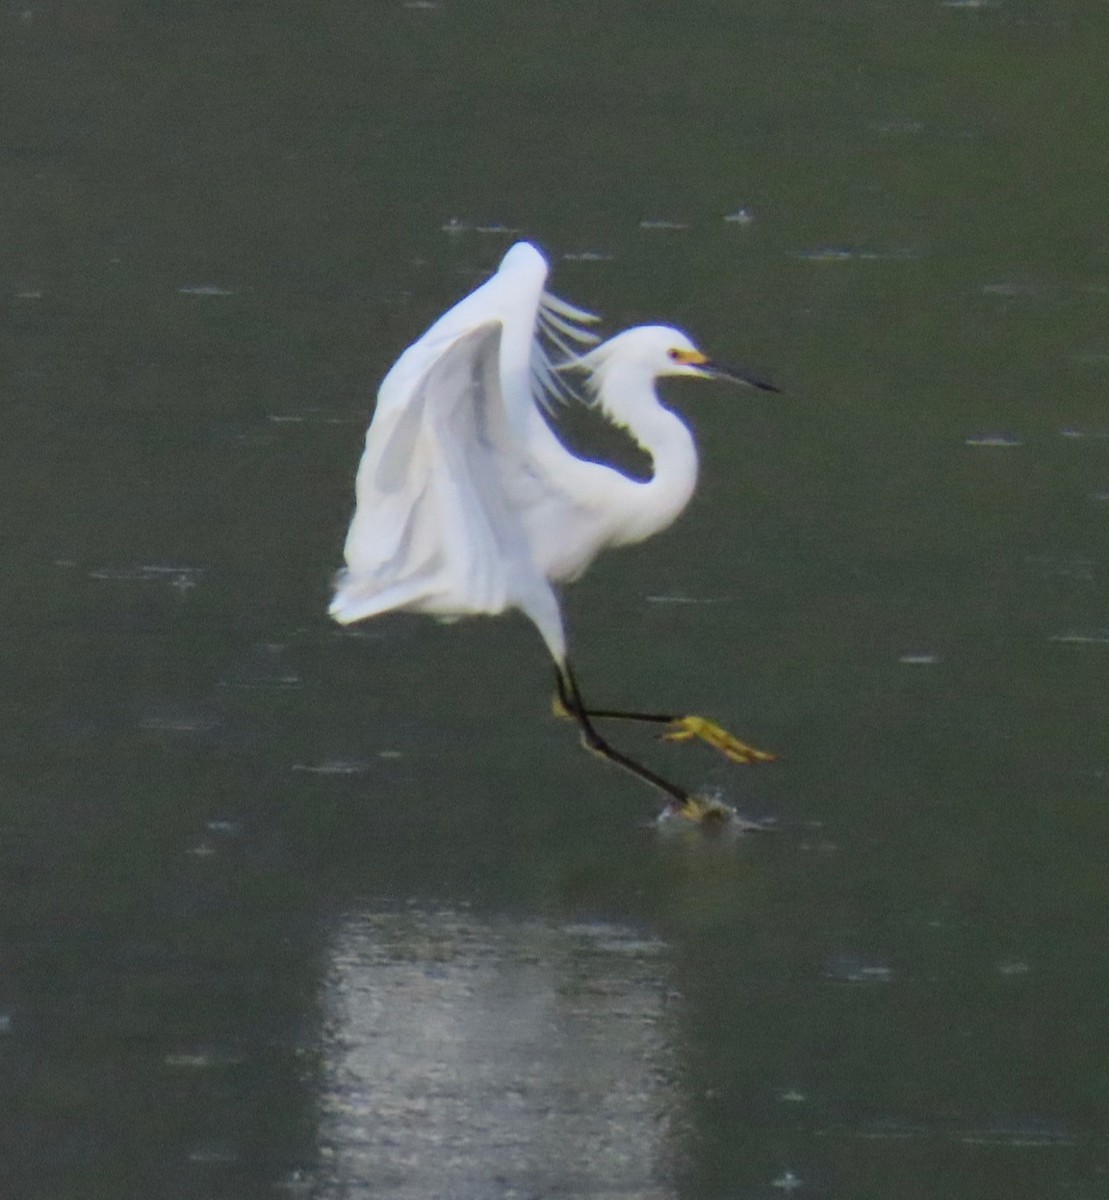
xmin=667 ymin=348 xmax=682 ymax=360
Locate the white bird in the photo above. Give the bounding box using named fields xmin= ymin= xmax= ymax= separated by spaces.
xmin=330 ymin=241 xmax=778 ymax=819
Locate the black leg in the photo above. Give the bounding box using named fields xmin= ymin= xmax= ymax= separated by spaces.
xmin=570 ymin=705 xmax=675 ymax=726
xmin=555 ymin=662 xmax=692 ymax=808
xmin=553 ymin=668 xmax=777 ymax=766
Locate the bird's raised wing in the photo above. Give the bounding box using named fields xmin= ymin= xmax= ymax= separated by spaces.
xmin=334 ymin=322 xmax=511 ymax=613
xmin=330 ymin=244 xmax=602 ymax=630
xmin=329 ymin=324 xmax=566 ymax=633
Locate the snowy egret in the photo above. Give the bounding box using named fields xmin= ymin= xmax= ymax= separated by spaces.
xmin=330 ymin=242 xmax=779 ymax=818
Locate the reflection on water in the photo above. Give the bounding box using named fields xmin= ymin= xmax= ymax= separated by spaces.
xmin=315 ymin=908 xmax=684 ymax=1199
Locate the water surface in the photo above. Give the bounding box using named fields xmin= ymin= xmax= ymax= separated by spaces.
xmin=2 ymin=1 xmax=1107 ymax=1197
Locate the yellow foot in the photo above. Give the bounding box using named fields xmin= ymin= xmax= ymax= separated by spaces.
xmin=668 ymin=794 xmax=736 ymax=824
xmin=661 ymin=715 xmax=778 ymax=765
xmin=551 ymin=693 xmax=571 ymax=720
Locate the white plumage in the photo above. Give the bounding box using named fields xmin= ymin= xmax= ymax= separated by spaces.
xmin=330 ymin=241 xmax=778 ymax=814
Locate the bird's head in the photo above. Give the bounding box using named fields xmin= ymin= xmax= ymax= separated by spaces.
xmin=577 ymin=325 xmax=779 ymax=392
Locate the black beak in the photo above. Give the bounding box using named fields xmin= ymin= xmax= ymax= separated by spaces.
xmin=703 ymin=361 xmax=780 ymax=393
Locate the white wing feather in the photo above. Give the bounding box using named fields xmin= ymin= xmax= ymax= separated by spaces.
xmin=331 ymin=324 xmax=514 ymax=620
xmin=329 ymin=243 xmax=625 ymax=657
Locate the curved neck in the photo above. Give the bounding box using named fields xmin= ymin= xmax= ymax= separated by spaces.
xmin=595 ymin=364 xmax=699 ymax=545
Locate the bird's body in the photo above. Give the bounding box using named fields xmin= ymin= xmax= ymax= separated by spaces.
xmin=330 ymin=242 xmax=703 ymax=659
xmin=331 ymin=241 xmax=778 ymax=815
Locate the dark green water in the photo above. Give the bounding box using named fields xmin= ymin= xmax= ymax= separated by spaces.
xmin=2 ymin=1 xmax=1107 ymax=1197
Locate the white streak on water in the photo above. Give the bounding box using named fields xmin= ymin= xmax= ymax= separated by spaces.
xmin=1050 ymin=630 xmax=1109 ymax=646
xmin=88 ymin=564 xmax=204 ymax=592
xmin=1061 ymin=426 xmax=1109 ymax=439
xmin=177 ymin=285 xmax=234 ymax=296
xmin=965 ymin=433 xmax=1023 ymax=447
xmin=292 ymin=760 xmax=374 ymax=776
